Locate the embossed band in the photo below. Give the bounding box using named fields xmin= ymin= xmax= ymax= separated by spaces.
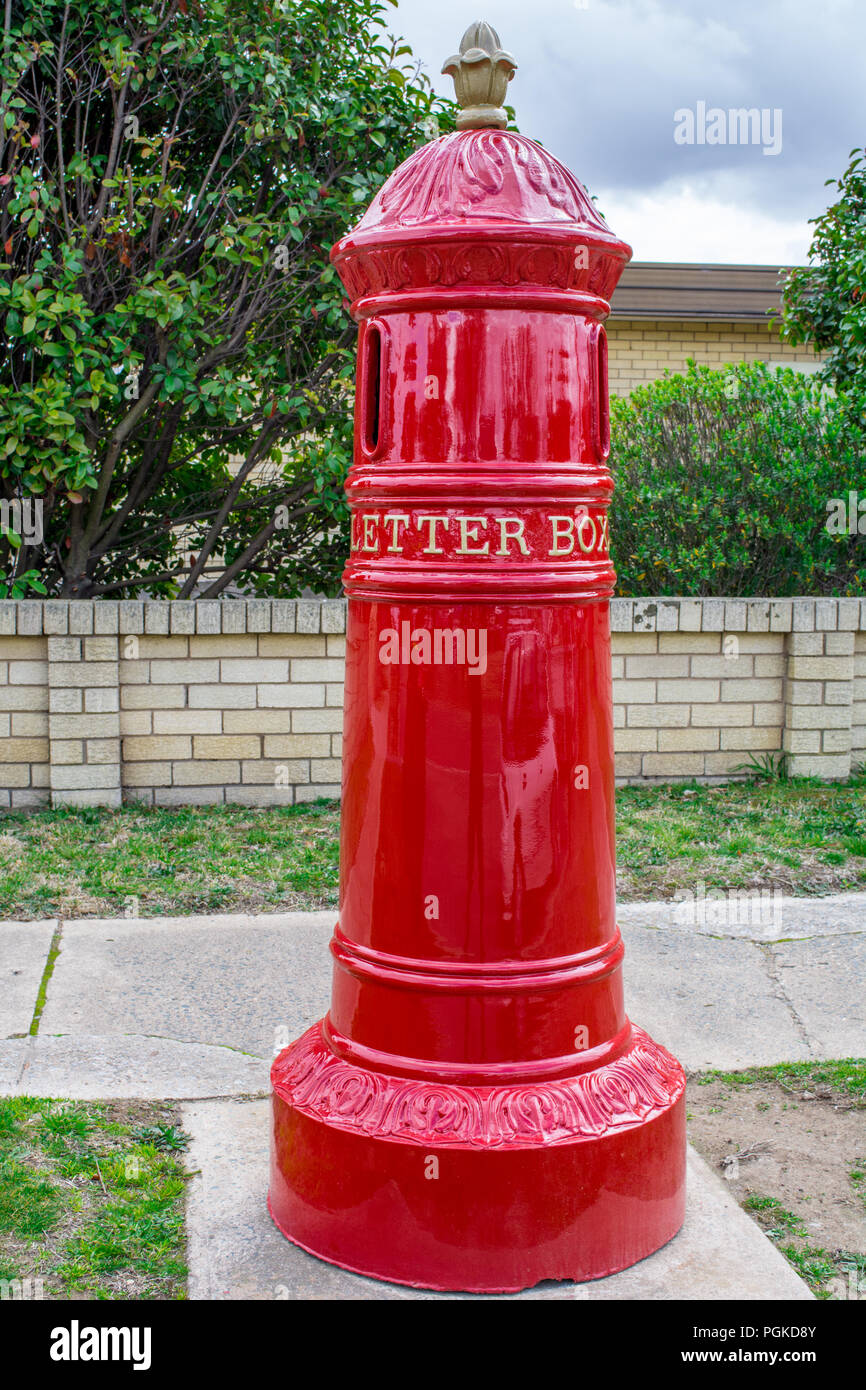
xmin=271 ymin=1021 xmax=686 ymax=1147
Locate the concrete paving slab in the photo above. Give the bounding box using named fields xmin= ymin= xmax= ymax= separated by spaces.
xmin=40 ymin=912 xmax=334 ymax=1060
xmin=772 ymin=935 xmax=866 ymax=1058
xmin=2 ymin=1034 xmax=268 ymax=1099
xmin=36 ymin=908 xmax=863 ymax=1086
xmin=0 ymin=921 xmax=57 ymax=1036
xmin=0 ymin=1039 xmax=28 ymax=1090
xmin=619 ymin=893 xmax=866 ymax=942
xmin=183 ymin=1098 xmax=812 ymax=1301
xmin=620 ymin=922 xmax=813 ymax=1071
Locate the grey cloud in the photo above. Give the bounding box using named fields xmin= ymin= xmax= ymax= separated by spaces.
xmin=394 ymin=0 xmax=864 ymax=234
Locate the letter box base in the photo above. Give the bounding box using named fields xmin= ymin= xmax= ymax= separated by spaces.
xmin=269 ymin=1022 xmax=686 ymax=1293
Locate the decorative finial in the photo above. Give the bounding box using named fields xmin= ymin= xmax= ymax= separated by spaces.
xmin=442 ymin=21 xmax=517 ymax=130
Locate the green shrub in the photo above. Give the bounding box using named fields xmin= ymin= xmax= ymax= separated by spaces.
xmin=609 ymin=361 xmax=866 ymax=596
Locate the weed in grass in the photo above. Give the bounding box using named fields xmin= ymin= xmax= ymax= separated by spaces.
xmin=133 ymin=1125 xmax=189 ymax=1153
xmin=781 ymin=1245 xmax=843 ymax=1297
xmin=733 ymin=752 xmax=789 ymax=783
xmin=0 ymin=1097 xmax=37 ymax=1139
xmin=743 ymin=1195 xmax=781 ymax=1212
xmin=745 ymin=1197 xmax=807 ymax=1239
xmin=40 ymin=1107 xmax=93 ymax=1141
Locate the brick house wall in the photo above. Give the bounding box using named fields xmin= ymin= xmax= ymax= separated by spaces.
xmin=605 ymin=263 xmax=824 ymax=396
xmin=606 ymin=318 xmax=822 ymax=397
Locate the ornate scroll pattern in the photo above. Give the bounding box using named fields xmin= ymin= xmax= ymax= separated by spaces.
xmin=335 ymin=240 xmax=623 ymax=305
xmin=271 ymin=1023 xmax=685 ymax=1148
xmin=355 ymin=130 xmax=611 ymax=231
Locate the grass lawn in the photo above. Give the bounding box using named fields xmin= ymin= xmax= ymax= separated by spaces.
xmin=0 ymin=1098 xmax=187 ymax=1300
xmin=615 ymin=772 xmax=866 ymax=901
xmin=0 ymin=775 xmax=863 ymax=919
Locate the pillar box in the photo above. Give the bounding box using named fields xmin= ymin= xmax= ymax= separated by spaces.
xmin=269 ymin=21 xmax=686 ymax=1293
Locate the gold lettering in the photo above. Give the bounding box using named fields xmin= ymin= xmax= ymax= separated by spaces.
xmin=417 ymin=515 xmax=449 ymax=554
xmin=548 ymin=515 xmax=575 ymax=555
xmin=576 ymin=513 xmax=597 ymax=553
xmin=361 ymin=514 xmax=378 ymax=552
xmin=495 ymin=517 xmax=529 ymax=556
xmin=457 ymin=516 xmax=489 ymax=555
xmin=383 ymin=512 xmax=410 ymax=553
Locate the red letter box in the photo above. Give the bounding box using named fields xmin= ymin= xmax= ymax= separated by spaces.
xmin=269 ymin=22 xmax=686 ymax=1293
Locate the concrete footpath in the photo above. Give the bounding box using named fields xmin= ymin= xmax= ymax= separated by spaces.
xmin=1 ymin=893 xmax=863 ymax=1299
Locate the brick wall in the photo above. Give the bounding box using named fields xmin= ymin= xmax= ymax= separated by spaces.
xmin=0 ymin=632 xmax=49 ymax=805
xmin=605 ymin=318 xmax=823 ymax=396
xmin=1 ymin=597 xmax=863 ymax=808
xmin=855 ymin=631 xmax=866 ymax=767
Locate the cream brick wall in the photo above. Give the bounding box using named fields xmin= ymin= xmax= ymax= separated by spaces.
xmin=118 ymin=626 xmax=343 ymax=805
xmin=48 ymin=633 xmax=121 ymax=807
xmin=611 ymin=623 xmax=785 ymax=781
xmin=0 ymin=631 xmax=49 ymax=807
xmin=854 ymin=631 xmax=866 ymax=768
xmin=606 ymin=318 xmax=824 ymax=397
xmin=0 ymin=597 xmax=863 ymax=805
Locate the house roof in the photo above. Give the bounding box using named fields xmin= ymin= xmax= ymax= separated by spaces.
xmin=610 ymin=262 xmax=795 ymax=321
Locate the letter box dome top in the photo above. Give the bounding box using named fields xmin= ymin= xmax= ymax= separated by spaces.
xmin=332 ymin=21 xmax=631 ymax=315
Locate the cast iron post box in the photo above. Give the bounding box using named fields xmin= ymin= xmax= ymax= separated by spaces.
xmin=269 ymin=21 xmax=686 ymax=1293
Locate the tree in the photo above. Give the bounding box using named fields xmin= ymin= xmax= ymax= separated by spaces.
xmin=781 ymin=146 xmax=866 ymax=400
xmin=609 ymin=361 xmax=865 ymax=598
xmin=0 ymin=0 xmax=449 ymax=598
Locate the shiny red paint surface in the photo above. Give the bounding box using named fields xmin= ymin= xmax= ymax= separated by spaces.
xmin=333 ymin=601 xmax=621 ymax=1076
xmin=270 ymin=127 xmax=686 ymax=1291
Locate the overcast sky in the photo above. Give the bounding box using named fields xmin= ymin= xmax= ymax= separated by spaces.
xmin=390 ymin=0 xmax=864 ymax=265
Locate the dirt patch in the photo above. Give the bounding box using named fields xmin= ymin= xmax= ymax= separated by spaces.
xmin=687 ymin=1074 xmax=866 ymax=1294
